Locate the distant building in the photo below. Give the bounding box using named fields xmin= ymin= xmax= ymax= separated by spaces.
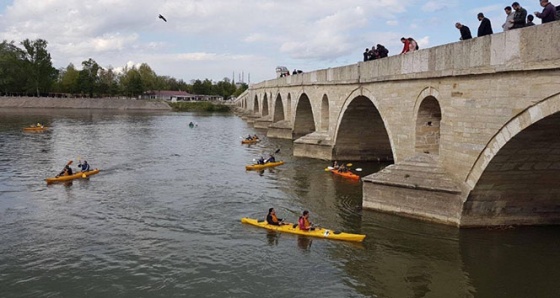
xmin=142 ymin=90 xmax=223 ymax=102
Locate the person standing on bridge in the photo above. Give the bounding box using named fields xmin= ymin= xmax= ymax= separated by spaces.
xmin=511 ymin=2 xmax=528 ymax=29
xmin=502 ymin=6 xmax=515 ymax=31
xmin=477 ymin=13 xmax=494 ymax=37
xmin=455 ymin=23 xmax=472 ymax=40
xmin=534 ymin=0 xmax=557 ymax=24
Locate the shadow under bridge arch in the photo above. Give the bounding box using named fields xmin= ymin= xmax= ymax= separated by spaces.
xmin=334 ymin=96 xmax=394 ymax=161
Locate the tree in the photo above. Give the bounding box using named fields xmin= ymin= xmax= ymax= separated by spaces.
xmin=20 ymin=39 xmax=57 ymax=96
xmin=120 ymin=67 xmax=144 ymax=97
xmin=0 ymin=40 xmax=26 ymax=94
xmin=98 ymin=67 xmax=119 ymax=97
xmin=77 ymin=58 xmax=102 ymax=97
xmin=58 ymin=63 xmax=80 ymax=95
xmin=138 ymin=63 xmax=157 ymax=91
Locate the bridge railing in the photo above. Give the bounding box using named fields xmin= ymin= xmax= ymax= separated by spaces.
xmin=252 ymin=21 xmax=560 ymax=89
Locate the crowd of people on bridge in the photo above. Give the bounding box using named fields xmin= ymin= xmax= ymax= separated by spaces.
xmin=361 ymin=0 xmax=559 ymax=60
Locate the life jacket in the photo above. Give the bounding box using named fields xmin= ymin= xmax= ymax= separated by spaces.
xmin=298 ymin=216 xmax=310 ymax=230
xmin=270 ymin=213 xmax=279 ymax=224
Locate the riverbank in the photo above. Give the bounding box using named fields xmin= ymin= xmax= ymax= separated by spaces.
xmin=0 ymin=97 xmax=172 ymax=110
xmin=168 ymin=101 xmax=231 ymax=112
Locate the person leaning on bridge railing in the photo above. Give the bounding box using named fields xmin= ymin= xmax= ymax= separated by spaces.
xmin=534 ymin=0 xmax=558 ymax=23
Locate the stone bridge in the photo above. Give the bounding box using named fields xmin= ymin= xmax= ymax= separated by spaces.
xmin=234 ymin=22 xmax=560 ymax=227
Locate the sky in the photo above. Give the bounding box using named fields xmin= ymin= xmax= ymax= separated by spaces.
xmin=0 ymin=0 xmax=548 ymax=84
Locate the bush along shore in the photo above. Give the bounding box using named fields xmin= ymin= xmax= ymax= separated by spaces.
xmin=168 ymin=101 xmax=231 ymax=112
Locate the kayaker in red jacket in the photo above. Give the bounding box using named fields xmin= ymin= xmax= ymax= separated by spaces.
xmin=267 ymin=208 xmax=287 ymax=225
xmin=298 ymin=210 xmax=314 ymax=231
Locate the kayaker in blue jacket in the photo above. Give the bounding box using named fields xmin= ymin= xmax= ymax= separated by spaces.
xmin=256 ymin=156 xmax=265 ymax=165
xmin=267 ymin=208 xmax=287 ymax=225
xmin=78 ymin=160 xmax=91 ymax=172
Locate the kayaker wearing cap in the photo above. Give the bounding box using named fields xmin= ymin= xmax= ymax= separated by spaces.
xmin=267 ymin=208 xmax=287 ymax=226
xmin=298 ymin=210 xmax=314 ymax=231
xmin=78 ymin=160 xmax=91 ymax=172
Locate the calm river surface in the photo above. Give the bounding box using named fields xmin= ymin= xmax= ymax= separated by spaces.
xmin=1 ymin=108 xmax=559 ymax=298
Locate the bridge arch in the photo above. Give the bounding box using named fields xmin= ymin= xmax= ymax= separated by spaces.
xmin=320 ymin=94 xmax=330 ymax=132
xmin=334 ymin=95 xmax=394 ymax=161
xmin=273 ymin=94 xmax=285 ymax=122
xmin=464 ymin=92 xmax=560 ymax=225
xmin=262 ymin=93 xmax=269 ymax=116
xmin=293 ymin=93 xmax=316 ymax=138
xmin=414 ymin=88 xmax=442 ymax=155
xmin=253 ymin=95 xmax=259 ymax=114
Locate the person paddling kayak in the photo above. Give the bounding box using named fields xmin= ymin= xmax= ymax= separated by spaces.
xmin=57 ymin=164 xmax=73 ymax=177
xmin=298 ymin=210 xmax=314 ymax=231
xmin=267 ymin=208 xmax=288 ymax=226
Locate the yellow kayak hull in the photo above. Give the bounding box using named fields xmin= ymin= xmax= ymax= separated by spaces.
xmin=23 ymin=126 xmax=48 ymax=131
xmin=45 ymin=169 xmax=100 ymax=184
xmin=241 ymin=217 xmax=366 ymax=242
xmin=241 ymin=138 xmax=259 ymax=144
xmin=245 ymin=161 xmax=285 ymax=171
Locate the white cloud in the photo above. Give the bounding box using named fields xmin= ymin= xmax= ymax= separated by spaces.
xmin=2 ymin=0 xmax=484 ymax=82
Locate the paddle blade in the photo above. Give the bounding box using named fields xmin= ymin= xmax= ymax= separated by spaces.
xmin=355 ymin=168 xmax=363 ymax=172
xmin=346 ymin=163 xmax=353 ymax=167
xmin=67 ymin=160 xmax=73 ymax=166
xmin=324 ymin=167 xmax=330 ymax=171
xmin=275 ymin=148 xmax=280 ymax=154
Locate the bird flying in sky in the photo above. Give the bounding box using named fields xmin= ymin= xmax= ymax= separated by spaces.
xmin=158 ymin=14 xmax=167 ymax=22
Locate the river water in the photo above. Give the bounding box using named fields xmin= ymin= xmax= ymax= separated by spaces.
xmin=0 ymin=108 xmax=559 ymax=298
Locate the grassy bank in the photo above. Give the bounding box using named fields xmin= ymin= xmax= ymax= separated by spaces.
xmin=168 ymin=101 xmax=231 ymax=112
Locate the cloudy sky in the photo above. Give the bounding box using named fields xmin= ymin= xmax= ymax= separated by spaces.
xmin=0 ymin=0 xmax=546 ymax=83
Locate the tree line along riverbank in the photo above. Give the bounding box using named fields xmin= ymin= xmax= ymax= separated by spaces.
xmin=0 ymin=97 xmax=231 ymax=112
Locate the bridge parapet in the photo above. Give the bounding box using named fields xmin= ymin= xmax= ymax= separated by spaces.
xmin=251 ymin=21 xmax=559 ymax=90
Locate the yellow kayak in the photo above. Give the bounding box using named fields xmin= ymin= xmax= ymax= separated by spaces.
xmin=23 ymin=126 xmax=48 ymax=132
xmin=45 ymin=169 xmax=100 ymax=184
xmin=241 ymin=138 xmax=259 ymax=144
xmin=241 ymin=217 xmax=366 ymax=242
xmin=245 ymin=161 xmax=285 ymax=171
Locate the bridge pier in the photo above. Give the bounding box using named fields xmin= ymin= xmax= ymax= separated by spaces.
xmin=267 ymin=120 xmax=293 ymax=139
xmin=293 ymin=132 xmax=334 ymax=160
xmin=362 ymin=154 xmax=465 ymax=226
xmin=254 ymin=116 xmax=273 ymax=129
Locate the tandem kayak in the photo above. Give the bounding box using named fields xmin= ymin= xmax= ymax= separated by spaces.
xmin=241 ymin=138 xmax=259 ymax=144
xmin=241 ymin=217 xmax=366 ymax=242
xmin=45 ymin=169 xmax=100 ymax=184
xmin=330 ymin=169 xmax=360 ymax=180
xmin=245 ymin=161 xmax=285 ymax=171
xmin=23 ymin=126 xmax=48 ymax=132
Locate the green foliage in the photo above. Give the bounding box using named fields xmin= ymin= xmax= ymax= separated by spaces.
xmin=169 ymin=101 xmax=231 ymax=112
xmin=20 ymin=39 xmax=58 ymax=96
xmin=1 ymin=38 xmax=246 ymax=100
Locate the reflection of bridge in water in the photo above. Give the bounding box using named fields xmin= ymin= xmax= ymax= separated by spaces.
xmin=234 ymin=21 xmax=560 ymax=227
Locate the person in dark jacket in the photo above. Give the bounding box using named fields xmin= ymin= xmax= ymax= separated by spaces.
xmin=78 ymin=160 xmax=91 ymax=172
xmin=363 ymin=48 xmax=370 ymax=62
xmin=376 ymin=44 xmax=389 ymax=58
xmin=455 ymin=22 xmax=472 ymax=40
xmin=511 ymin=2 xmax=527 ymax=29
xmin=477 ymin=13 xmax=494 ymax=37
xmin=534 ymin=0 xmax=557 ymax=23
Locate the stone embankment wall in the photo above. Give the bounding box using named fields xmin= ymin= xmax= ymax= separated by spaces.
xmin=0 ymin=97 xmax=172 ymax=110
